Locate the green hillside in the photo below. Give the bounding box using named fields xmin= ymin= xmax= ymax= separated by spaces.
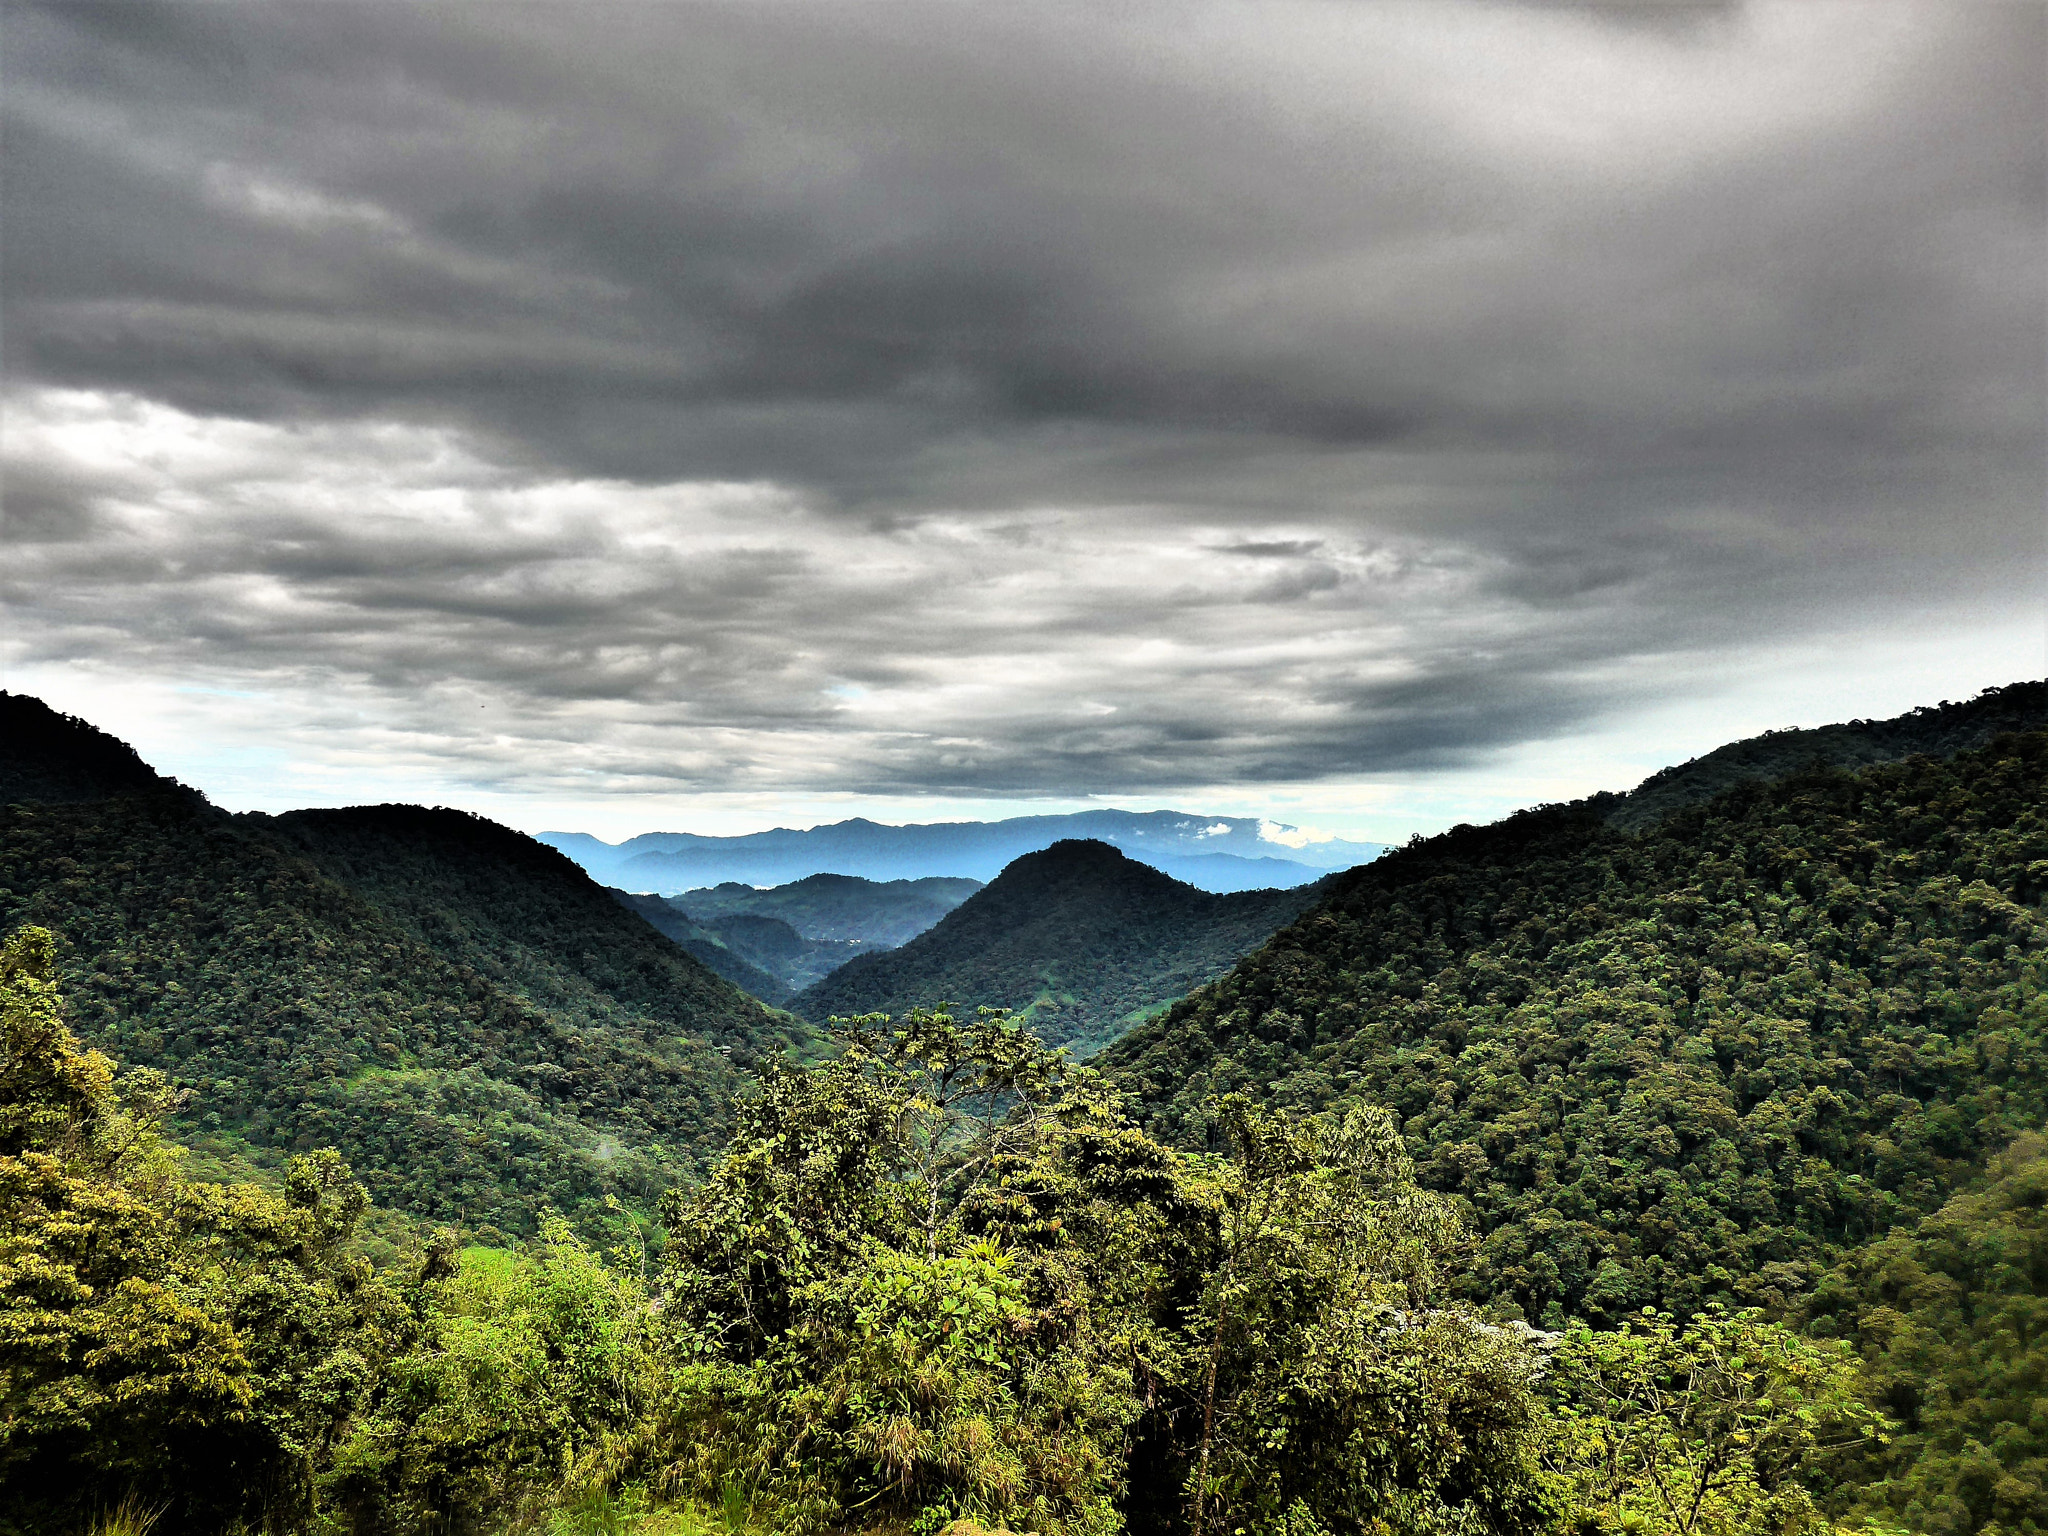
xmin=1102 ymin=731 xmax=2048 ymax=1324
xmin=794 ymin=839 xmax=1324 ymax=1054
xmin=0 ymin=713 xmax=810 ymax=1242
xmin=1807 ymin=1133 xmax=2048 ymax=1536
xmin=264 ymin=804 xmax=801 ymax=1050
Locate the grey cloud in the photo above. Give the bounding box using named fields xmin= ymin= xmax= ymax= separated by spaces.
xmin=2 ymin=1 xmax=2040 ymax=802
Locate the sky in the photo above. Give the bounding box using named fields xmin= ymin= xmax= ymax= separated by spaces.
xmin=3 ymin=0 xmax=2042 ymax=845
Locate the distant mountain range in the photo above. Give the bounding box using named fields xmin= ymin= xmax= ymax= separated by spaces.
xmin=792 ymin=839 xmax=1327 ymax=1056
xmin=542 ymin=684 xmax=2048 ymax=897
xmin=539 ymin=810 xmax=1387 ymax=894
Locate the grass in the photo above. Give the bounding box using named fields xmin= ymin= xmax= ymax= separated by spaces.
xmin=90 ymin=1494 xmax=166 ymax=1536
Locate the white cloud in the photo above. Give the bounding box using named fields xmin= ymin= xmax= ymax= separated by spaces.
xmin=1258 ymin=820 xmax=1326 ymax=849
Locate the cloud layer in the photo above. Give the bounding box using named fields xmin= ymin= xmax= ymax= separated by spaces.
xmin=3 ymin=1 xmax=2041 ymax=814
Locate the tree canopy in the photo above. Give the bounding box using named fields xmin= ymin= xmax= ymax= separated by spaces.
xmin=1105 ymin=733 xmax=2048 ymax=1326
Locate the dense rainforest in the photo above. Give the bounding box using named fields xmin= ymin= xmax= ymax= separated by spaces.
xmin=794 ymin=840 xmax=1325 ymax=1054
xmin=1808 ymin=1133 xmax=2048 ymax=1536
xmin=6 ymin=683 xmax=2048 ymax=1536
xmin=1102 ymin=729 xmax=2048 ymax=1331
xmin=0 ymin=696 xmax=811 ymax=1244
xmin=4 ymin=950 xmax=1878 ymax=1536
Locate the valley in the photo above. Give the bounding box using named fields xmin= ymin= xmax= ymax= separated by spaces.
xmin=3 ymin=679 xmax=2044 ymax=1536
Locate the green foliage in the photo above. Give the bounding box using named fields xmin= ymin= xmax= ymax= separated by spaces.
xmin=0 ymin=938 xmax=1934 ymax=1536
xmin=1538 ymin=1306 xmax=1881 ymax=1536
xmin=88 ymin=1495 xmax=168 ymax=1536
xmin=1184 ymin=1097 xmax=1544 ymax=1536
xmin=0 ymin=790 xmax=809 ymax=1239
xmin=322 ymin=1216 xmax=660 ymax=1534
xmin=0 ymin=927 xmax=407 ymax=1536
xmin=655 ymin=1008 xmax=1148 ymax=1535
xmin=655 ymin=1009 xmax=1551 ymax=1536
xmin=1106 ymin=733 xmax=2048 ymax=1323
xmin=797 ymin=842 xmax=1324 ymax=1056
xmin=1806 ymin=1133 xmax=2048 ymax=1536
xmin=1 ymin=930 xmax=680 ymax=1536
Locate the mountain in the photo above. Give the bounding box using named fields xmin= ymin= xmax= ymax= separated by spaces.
xmin=1603 ymin=678 xmax=2047 ymax=831
xmin=792 ymin=839 xmax=1328 ymax=1056
xmin=672 ymin=872 xmax=983 ymax=946
xmin=1102 ymin=719 xmax=2048 ymax=1327
xmin=0 ymin=701 xmax=810 ymax=1241
xmin=1 ymin=691 xmax=200 ymax=805
xmin=539 ymin=809 xmax=1387 ymax=893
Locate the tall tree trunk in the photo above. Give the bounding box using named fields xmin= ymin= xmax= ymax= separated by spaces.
xmin=1192 ymin=1246 xmax=1236 ymax=1536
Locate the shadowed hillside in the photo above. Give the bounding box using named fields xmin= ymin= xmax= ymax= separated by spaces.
xmin=673 ymin=871 xmax=982 ymax=946
xmin=1605 ymin=679 xmax=2047 ymax=830
xmin=0 ymin=691 xmax=199 ymax=806
xmin=608 ymin=887 xmax=794 ymax=1004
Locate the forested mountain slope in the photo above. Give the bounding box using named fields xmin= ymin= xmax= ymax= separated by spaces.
xmin=1605 ymin=679 xmax=2045 ymax=831
xmin=1102 ymin=731 xmax=2048 ymax=1325
xmin=1808 ymin=1133 xmax=2048 ymax=1536
xmin=265 ymin=804 xmax=792 ymax=1048
xmin=0 ymin=714 xmax=809 ymax=1240
xmin=794 ymin=839 xmax=1326 ymax=1054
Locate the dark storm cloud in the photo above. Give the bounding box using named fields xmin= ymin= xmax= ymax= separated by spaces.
xmin=3 ymin=1 xmax=2041 ymax=800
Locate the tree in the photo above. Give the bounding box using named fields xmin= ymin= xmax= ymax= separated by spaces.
xmin=320 ymin=1215 xmax=658 ymax=1535
xmin=1184 ymin=1096 xmax=1546 ymax=1536
xmin=0 ymin=926 xmax=405 ymax=1536
xmin=1538 ymin=1306 xmax=1884 ymax=1536
xmin=655 ymin=1007 xmax=1142 ymax=1536
xmin=654 ymin=1018 xmax=1552 ymax=1536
